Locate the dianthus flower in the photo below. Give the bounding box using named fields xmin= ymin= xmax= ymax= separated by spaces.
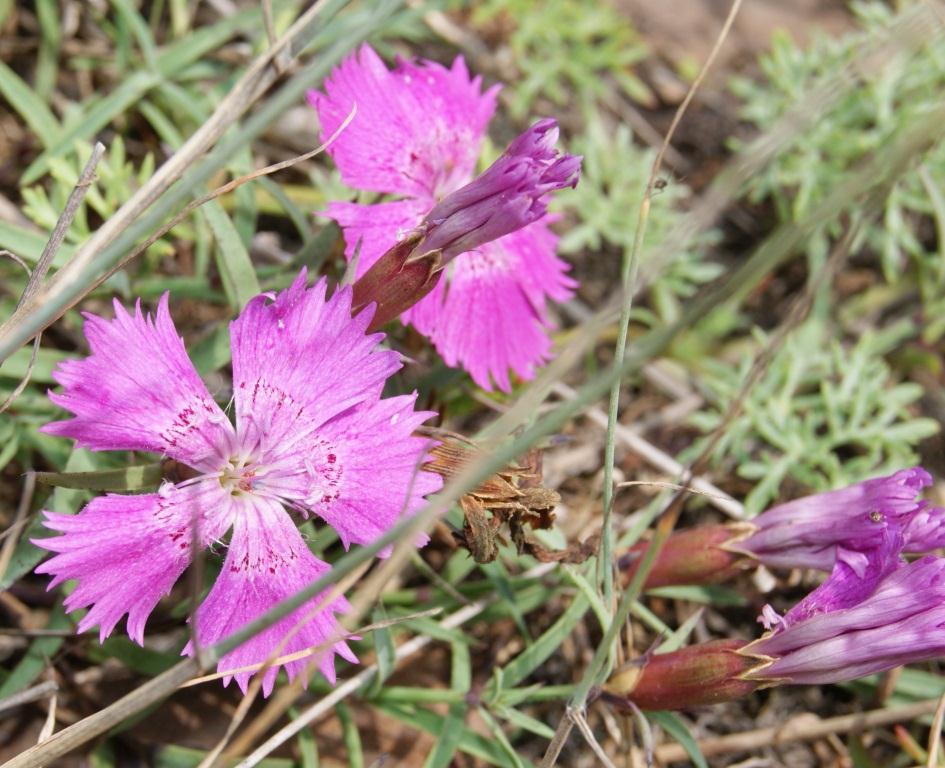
xmin=744 ymin=555 xmax=945 ymax=684
xmin=310 ymin=44 xmax=580 ymax=391
xmin=618 ymin=467 xmax=945 ymax=589
xmin=603 ymin=556 xmax=945 ymax=710
xmin=34 ymin=272 xmax=441 ymax=695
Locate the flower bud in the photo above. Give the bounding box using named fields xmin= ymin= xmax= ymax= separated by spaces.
xmin=418 ymin=119 xmax=581 ymax=262
xmin=350 ymin=233 xmax=442 ymax=332
xmin=602 ymin=639 xmax=758 ymax=711
xmin=618 ymin=523 xmax=756 ymax=589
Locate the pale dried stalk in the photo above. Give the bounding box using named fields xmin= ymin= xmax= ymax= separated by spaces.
xmin=0 ymin=680 xmax=57 ymax=716
xmin=926 ymin=690 xmax=945 ymax=768
xmin=234 ymin=563 xmax=557 ymax=768
xmin=539 ymin=2 xmax=746 ymax=765
xmin=0 ymin=143 xmax=103 ymax=413
xmin=573 ymin=710 xmax=620 ymax=768
xmin=552 ymin=382 xmax=744 ymax=519
xmin=92 ymin=106 xmax=357 ymax=292
xmin=655 ymin=699 xmax=944 ymax=763
xmin=19 ymin=143 xmax=106 ymax=307
xmin=0 ymin=472 xmax=36 ymax=585
xmin=597 ymin=0 xmax=745 ymax=610
xmin=0 ymin=0 xmax=340 ymax=364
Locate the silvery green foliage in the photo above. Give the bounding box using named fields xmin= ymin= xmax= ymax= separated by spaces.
xmin=686 ymin=321 xmax=939 ymax=516
xmin=556 ymin=116 xmax=722 ymax=322
xmin=21 ymin=138 xmax=174 ymax=256
xmin=472 ymin=0 xmax=651 ymax=117
xmin=731 ymin=1 xmax=945 ymax=312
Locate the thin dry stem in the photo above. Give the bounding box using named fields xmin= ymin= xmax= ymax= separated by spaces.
xmin=926 ymin=690 xmax=945 ymax=768
xmin=20 ymin=143 xmax=105 ymax=307
xmin=0 ymin=472 xmax=36 ymax=586
xmin=0 ymin=680 xmax=57 ymax=717
xmin=234 ymin=563 xmax=557 ymax=768
xmin=543 ymin=2 xmax=745 ymax=765
xmin=0 ymin=0 xmax=340 ymax=363
xmin=93 ymin=106 xmax=357 ymax=292
xmin=552 ymin=382 xmax=744 ymax=519
xmin=598 ymin=0 xmax=744 ymax=609
xmin=655 ymin=699 xmax=944 ymax=763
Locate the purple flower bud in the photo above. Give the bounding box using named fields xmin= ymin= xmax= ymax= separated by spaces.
xmin=738 ymin=467 xmax=944 ymax=572
xmin=417 ymin=119 xmax=581 ymax=261
xmin=745 ymin=556 xmax=945 ymax=685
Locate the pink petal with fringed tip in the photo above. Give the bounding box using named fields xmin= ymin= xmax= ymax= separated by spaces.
xmin=187 ymin=496 xmax=356 ymax=696
xmin=229 ymin=272 xmax=402 ymax=454
xmin=310 ymin=44 xmax=497 ymax=198
xmin=34 ymin=479 xmax=233 ymax=644
xmin=419 ymin=221 xmax=575 ymax=391
xmin=42 ymin=294 xmax=234 ymax=471
xmin=261 ymin=393 xmax=442 ymax=549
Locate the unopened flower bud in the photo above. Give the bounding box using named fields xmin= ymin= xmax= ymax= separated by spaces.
xmin=618 ymin=523 xmax=755 ymax=589
xmin=602 ymin=639 xmax=758 ymax=711
xmin=418 ymin=118 xmax=581 ymax=262
xmin=350 ymin=233 xmax=442 ymax=332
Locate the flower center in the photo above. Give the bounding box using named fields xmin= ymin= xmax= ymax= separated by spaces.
xmin=220 ymin=456 xmax=264 ymax=496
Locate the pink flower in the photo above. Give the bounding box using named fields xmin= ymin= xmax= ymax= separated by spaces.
xmin=310 ymin=44 xmax=579 ymax=392
xmin=34 ymin=272 xmax=441 ymax=695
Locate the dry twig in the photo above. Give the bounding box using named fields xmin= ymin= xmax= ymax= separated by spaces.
xmin=655 ymin=700 xmax=945 ymax=763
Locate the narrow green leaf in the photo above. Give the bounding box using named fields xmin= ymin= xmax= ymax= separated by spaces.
xmin=202 ymin=201 xmax=260 ymax=310
xmin=371 ymin=687 xmax=465 ymax=705
xmin=34 ymin=0 xmax=61 ymax=100
xmin=0 ymin=220 xmax=76 ymax=266
xmin=648 ymin=711 xmax=708 ymax=768
xmin=335 ymin=701 xmax=364 ymax=768
xmin=110 ymin=0 xmax=159 ymax=69
xmin=476 ymin=707 xmax=527 ymax=768
xmin=0 ymin=449 xmax=97 ymax=591
xmin=0 ymin=428 xmax=19 ymax=473
xmin=423 ymin=707 xmax=466 ymax=768
xmin=291 ymin=707 xmax=320 ymax=768
xmin=656 ymin=608 xmax=705 ymax=653
xmin=0 ymin=602 xmax=69 ymax=698
xmin=154 ymin=744 xmax=293 ymax=768
xmin=365 ymin=606 xmax=395 ymax=697
xmin=646 ymin=584 xmax=747 ymax=607
xmin=377 ymin=702 xmax=523 ymax=768
xmin=480 ymin=561 xmax=529 ymax=639
xmin=500 ymin=593 xmax=589 ymax=689
xmin=493 ymin=705 xmax=555 ymax=740
xmin=2 ymin=345 xmax=68 ymax=384
xmin=257 ymin=176 xmax=313 ymax=243
xmin=36 ymin=461 xmax=164 ymax=491
xmin=0 ymin=61 xmax=61 ymax=148
xmin=423 ymin=639 xmax=474 ymax=768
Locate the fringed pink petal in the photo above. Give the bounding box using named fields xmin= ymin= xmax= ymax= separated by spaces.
xmin=415 ymin=221 xmax=576 ymax=391
xmin=33 ymin=479 xmax=233 ymax=644
xmin=325 ymin=198 xmax=429 ymax=278
xmin=188 ymin=496 xmax=356 ymax=696
xmin=310 ymin=44 xmax=497 ymax=198
xmin=263 ymin=393 xmax=442 ymax=550
xmin=42 ymin=295 xmax=234 ymax=471
xmin=229 ymin=272 xmax=402 ymax=455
